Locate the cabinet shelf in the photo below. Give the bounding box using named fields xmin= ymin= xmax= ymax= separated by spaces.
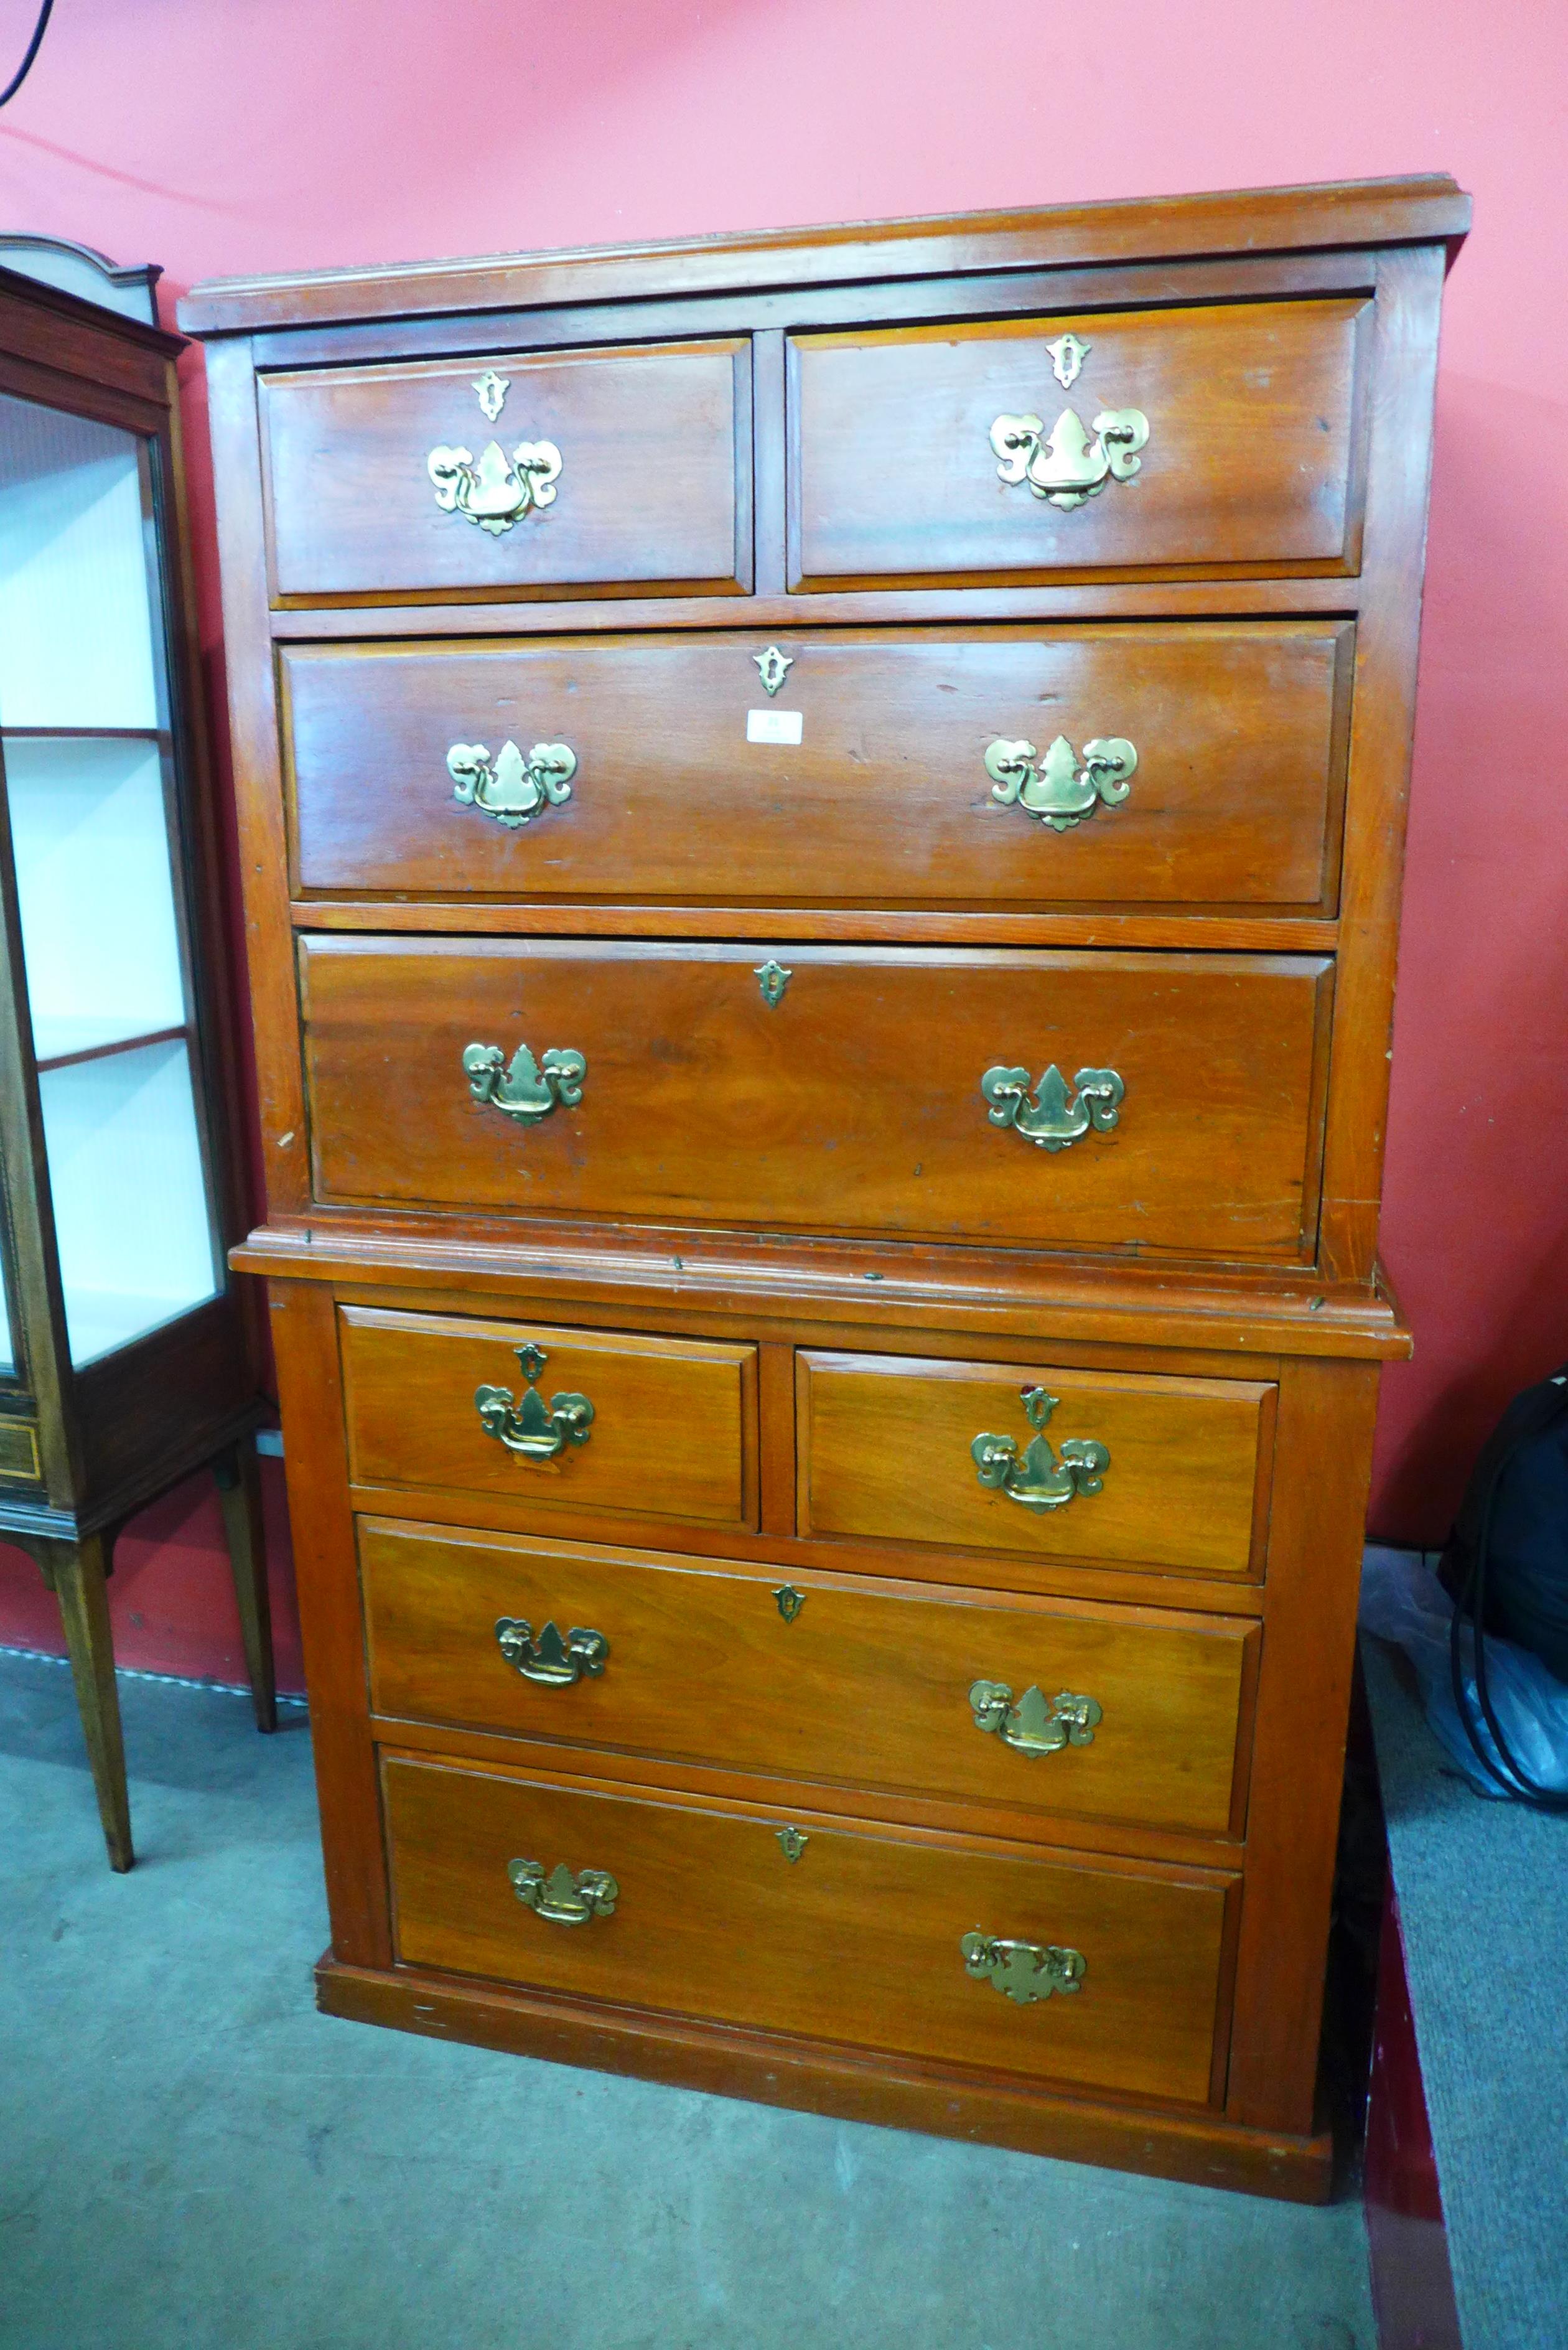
xmin=34 ymin=1020 xmax=189 ymax=1074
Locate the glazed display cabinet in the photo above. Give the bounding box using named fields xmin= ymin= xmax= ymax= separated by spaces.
xmin=0 ymin=246 xmax=268 ymax=1870
xmin=184 ymin=174 xmax=1467 ymax=2194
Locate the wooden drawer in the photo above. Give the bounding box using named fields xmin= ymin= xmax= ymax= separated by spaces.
xmin=383 ymin=1753 xmax=1233 ymax=2105
xmin=798 ymin=1352 xmax=1274 ymax=1579
xmin=340 ymin=1306 xmax=757 ymax=1531
xmin=363 ymin=1520 xmax=1256 ymax=1837
xmin=301 ymin=939 xmax=1333 ymax=1261
xmin=261 ymin=340 xmax=751 ymax=603
xmin=283 ymin=622 xmax=1350 ymax=913
xmin=790 ymin=299 xmax=1367 ymax=586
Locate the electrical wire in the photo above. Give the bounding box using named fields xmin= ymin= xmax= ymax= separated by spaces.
xmin=0 ymin=0 xmax=54 ymax=110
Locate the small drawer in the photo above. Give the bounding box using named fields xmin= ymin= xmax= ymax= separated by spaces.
xmin=282 ymin=621 xmax=1350 ymax=914
xmin=260 ymin=339 xmax=751 ymax=603
xmin=384 ymin=1754 xmax=1233 ymax=2105
xmin=798 ymin=1352 xmax=1274 ymax=1580
xmin=340 ymin=1306 xmax=757 ymax=1532
xmin=790 ymin=298 xmax=1367 ymax=586
xmin=363 ymin=1520 xmax=1256 ymax=1837
xmin=301 ymin=939 xmax=1333 ymax=1263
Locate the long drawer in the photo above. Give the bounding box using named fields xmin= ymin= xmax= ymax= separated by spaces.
xmin=340 ymin=1307 xmax=758 ymax=1532
xmin=790 ymin=298 xmax=1367 ymax=586
xmin=798 ymin=1351 xmax=1274 ymax=1578
xmin=261 ymin=339 xmax=751 ymax=602
xmin=383 ymin=1753 xmax=1233 ymax=2105
xmin=281 ymin=623 xmax=1350 ymax=912
xmin=362 ymin=1520 xmax=1257 ymax=1837
xmin=300 ymin=939 xmax=1333 ymax=1260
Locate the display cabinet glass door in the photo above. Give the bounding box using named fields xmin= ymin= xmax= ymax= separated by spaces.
xmin=0 ymin=390 xmax=222 ymax=1364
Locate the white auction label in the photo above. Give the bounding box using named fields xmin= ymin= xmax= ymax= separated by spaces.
xmin=746 ymin=708 xmax=803 ymax=745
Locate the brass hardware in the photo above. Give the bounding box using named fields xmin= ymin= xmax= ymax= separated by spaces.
xmin=984 ymin=735 xmax=1136 ymax=831
xmin=427 ymin=437 xmax=562 ymax=534
xmin=508 ymin=1858 xmax=618 ymax=1925
xmin=971 ymin=1386 xmax=1109 ymax=1512
xmin=755 ymin=959 xmax=792 ymax=1007
xmin=495 ymin=1617 xmax=609 ymax=1685
xmin=960 ymin=1931 xmax=1086 ymax=2003
xmin=464 ymin=1039 xmax=586 ymax=1124
xmin=776 ymin=1827 xmax=809 ymax=1861
xmin=989 ymin=406 xmax=1149 ymax=512
xmin=754 ymin=646 xmax=795 ymax=696
xmin=1046 ymin=331 xmax=1090 ymax=390
xmin=773 ymin=1584 xmax=806 ymax=1624
xmin=981 ymin=1063 xmax=1124 ymax=1151
xmin=449 ymin=739 xmax=577 ymax=828
xmin=474 ymin=369 xmax=510 ymax=421
xmin=475 ymin=1342 xmax=595 ymax=1463
xmin=969 ymin=1680 xmax=1103 ymax=1754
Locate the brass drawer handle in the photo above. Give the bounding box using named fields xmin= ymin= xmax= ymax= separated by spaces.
xmin=969 ymin=1681 xmax=1103 ymax=1754
xmin=508 ymin=1858 xmax=618 ymax=1925
xmin=475 ymin=1342 xmax=594 ymax=1463
xmin=989 ymin=403 xmax=1149 ymax=512
xmin=961 ymin=1931 xmax=1086 ymax=2003
xmin=984 ymin=735 xmax=1136 ymax=831
xmin=427 ymin=438 xmax=562 ymax=534
xmin=981 ymin=1062 xmax=1123 ymax=1150
xmin=496 ymin=1617 xmax=609 ymax=1685
xmin=449 ymin=739 xmax=577 ymax=828
xmin=971 ymin=1386 xmax=1109 ymax=1510
xmin=464 ymin=1039 xmax=586 ymax=1125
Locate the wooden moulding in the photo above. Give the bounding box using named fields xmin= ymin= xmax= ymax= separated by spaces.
xmin=179 ymin=174 xmax=1470 ymax=335
xmin=316 ymin=1954 xmax=1332 ymax=2203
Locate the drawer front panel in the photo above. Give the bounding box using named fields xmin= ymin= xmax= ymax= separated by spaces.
xmin=340 ymin=1307 xmax=757 ymax=1530
xmin=262 ymin=340 xmax=750 ymax=602
xmin=800 ymin=1352 xmax=1273 ymax=1578
xmin=301 ymin=940 xmax=1333 ymax=1260
xmin=384 ymin=1754 xmax=1231 ymax=2104
xmin=791 ymin=300 xmax=1366 ymax=586
xmin=284 ymin=622 xmax=1348 ymax=912
xmin=362 ymin=1522 xmax=1256 ymax=1835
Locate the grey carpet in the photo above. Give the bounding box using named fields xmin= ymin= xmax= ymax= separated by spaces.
xmin=0 ymin=1647 xmax=1376 ymax=2350
xmin=1362 ymin=1637 xmax=1568 ymax=2350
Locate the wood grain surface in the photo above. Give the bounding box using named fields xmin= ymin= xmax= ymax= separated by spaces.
xmin=361 ymin=1517 xmax=1255 ymax=1835
xmin=300 ymin=939 xmax=1333 ymax=1259
xmin=798 ymin=1349 xmax=1272 ymax=1576
xmin=282 ymin=622 xmax=1350 ymax=912
xmin=790 ymin=300 xmax=1366 ymax=585
xmin=383 ymin=1751 xmax=1233 ymax=2105
xmin=339 ymin=1303 xmax=757 ymax=1530
xmin=262 ymin=340 xmax=751 ymax=602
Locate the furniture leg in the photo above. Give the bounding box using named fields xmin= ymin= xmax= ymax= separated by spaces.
xmin=37 ymin=1534 xmax=133 ymax=1872
xmin=214 ymin=1433 xmax=277 ymax=1731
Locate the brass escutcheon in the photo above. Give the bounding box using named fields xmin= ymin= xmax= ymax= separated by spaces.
xmin=989 ymin=405 xmax=1149 ymax=511
xmin=969 ymin=1680 xmax=1103 ymax=1755
xmin=984 ymin=735 xmax=1136 ymax=831
xmin=960 ymin=1931 xmax=1086 ymax=2003
xmin=971 ymin=1387 xmax=1109 ymax=1512
xmin=495 ymin=1617 xmax=609 ymax=1685
xmin=980 ymin=1062 xmax=1123 ymax=1151
xmin=475 ymin=1343 xmax=595 ymax=1464
xmin=448 ymin=739 xmax=577 ymax=828
xmin=508 ymin=1858 xmax=618 ymax=1926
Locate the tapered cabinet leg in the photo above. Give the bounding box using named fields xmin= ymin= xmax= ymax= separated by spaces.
xmin=215 ymin=1433 xmax=277 ymax=1732
xmin=42 ymin=1535 xmax=134 ymax=1873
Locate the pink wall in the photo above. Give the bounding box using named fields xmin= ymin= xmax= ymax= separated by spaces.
xmin=0 ymin=0 xmax=1562 ymax=1688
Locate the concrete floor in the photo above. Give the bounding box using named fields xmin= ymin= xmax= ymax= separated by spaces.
xmin=0 ymin=1647 xmax=1378 ymax=2350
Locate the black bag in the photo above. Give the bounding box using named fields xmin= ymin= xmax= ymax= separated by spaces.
xmin=1439 ymin=1361 xmax=1568 ymax=1809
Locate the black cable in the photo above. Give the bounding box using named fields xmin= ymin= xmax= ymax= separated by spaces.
xmin=0 ymin=0 xmax=54 ymax=110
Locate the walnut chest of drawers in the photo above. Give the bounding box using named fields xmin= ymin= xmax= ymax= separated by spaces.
xmin=184 ymin=174 xmax=1469 ymax=2201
